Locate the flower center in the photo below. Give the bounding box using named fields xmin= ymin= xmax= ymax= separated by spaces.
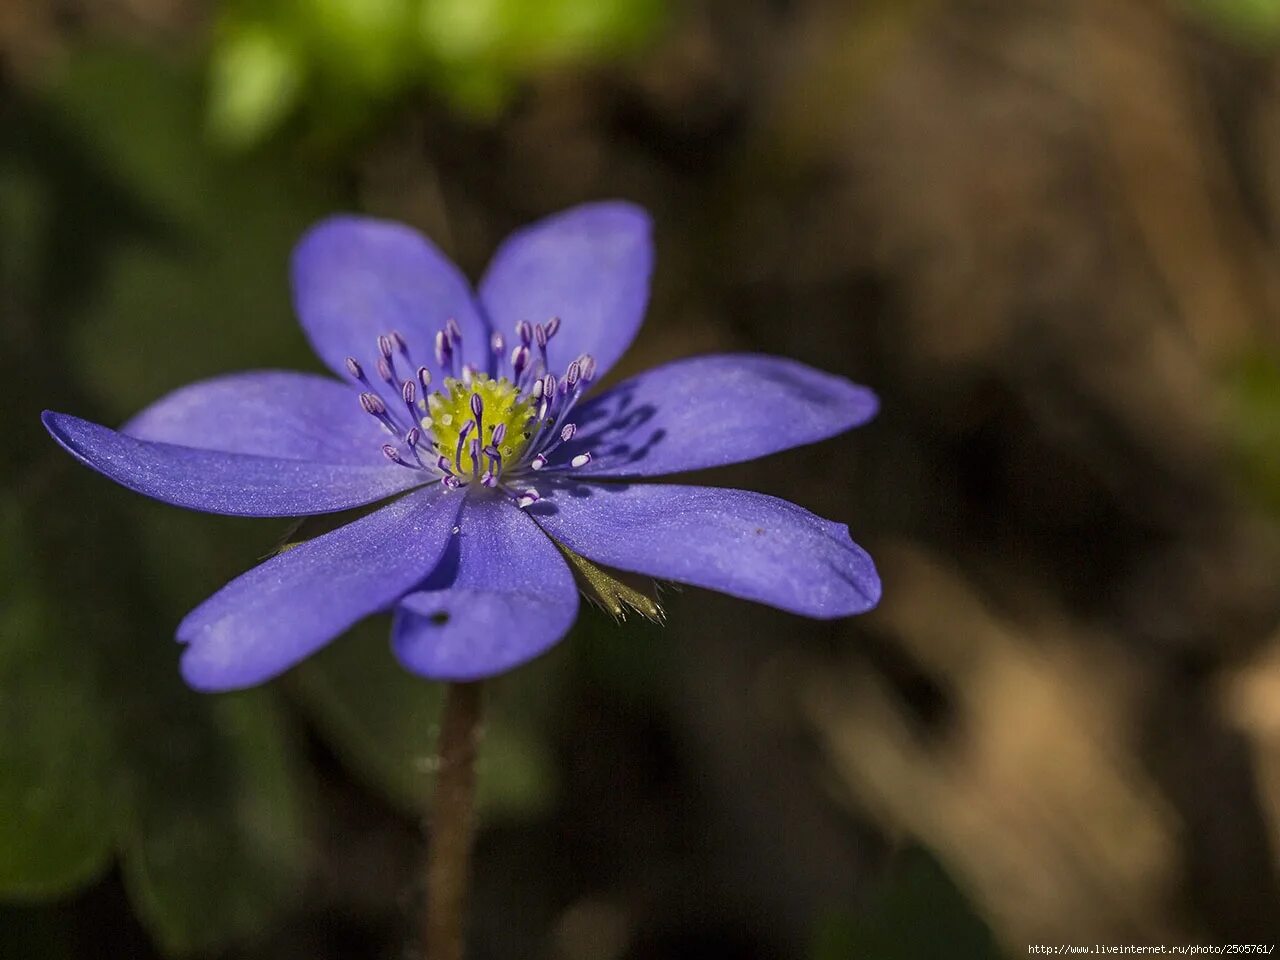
xmin=423 ymin=375 xmax=534 ymax=480
xmin=343 ymin=319 xmax=597 ymax=506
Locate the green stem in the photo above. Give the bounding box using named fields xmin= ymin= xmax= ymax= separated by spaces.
xmin=424 ymin=681 xmax=484 ymax=960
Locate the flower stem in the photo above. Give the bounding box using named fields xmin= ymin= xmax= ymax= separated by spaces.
xmin=424 ymin=681 xmax=484 ymax=960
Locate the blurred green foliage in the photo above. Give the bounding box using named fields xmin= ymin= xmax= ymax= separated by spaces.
xmin=1182 ymin=0 xmax=1280 ymax=46
xmin=0 ymin=902 xmax=80 ymax=960
xmin=1228 ymin=347 xmax=1280 ymax=516
xmin=208 ymin=0 xmax=667 ymax=148
xmin=293 ymin=616 xmax=562 ymax=821
xmin=0 ymin=497 xmax=114 ymax=899
xmin=812 ymin=848 xmax=999 ymax=960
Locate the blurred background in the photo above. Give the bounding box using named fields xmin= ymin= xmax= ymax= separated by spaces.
xmin=5 ymin=0 xmax=1280 ymax=957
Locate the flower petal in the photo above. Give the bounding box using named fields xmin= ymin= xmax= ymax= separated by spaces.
xmin=478 ymin=201 xmax=652 ymax=381
xmin=392 ymin=495 xmax=578 ymax=680
xmin=559 ymin=353 xmax=878 ymax=477
xmin=291 ymin=215 xmax=489 ymax=382
xmin=123 ymin=370 xmax=389 ymax=465
xmin=43 ymin=411 xmax=424 ymax=517
xmin=179 ymin=485 xmax=463 ymax=691
xmin=532 ymin=483 xmax=880 ymax=617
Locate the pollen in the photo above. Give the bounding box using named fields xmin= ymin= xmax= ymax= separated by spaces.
xmin=424 ymin=374 xmax=534 ymax=476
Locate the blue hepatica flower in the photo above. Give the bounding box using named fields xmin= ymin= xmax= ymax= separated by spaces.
xmin=42 ymin=202 xmax=880 ymax=691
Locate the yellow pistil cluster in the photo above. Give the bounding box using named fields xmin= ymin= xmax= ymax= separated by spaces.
xmin=423 ymin=374 xmax=534 ymax=476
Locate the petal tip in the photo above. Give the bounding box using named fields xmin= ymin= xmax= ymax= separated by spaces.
xmin=849 ymin=384 xmax=880 ymax=428
xmin=828 ymin=524 xmax=882 ymax=616
xmin=41 ymin=410 xmax=94 ymax=464
xmin=179 ymin=644 xmax=263 ymax=693
xmin=290 ymin=214 xmax=436 ymax=284
xmin=851 ymin=558 xmax=883 ymax=613
xmin=519 ymin=200 xmax=654 ymax=255
xmin=40 ymin=408 xmax=71 ymax=436
xmin=564 ymin=198 xmax=652 ymax=230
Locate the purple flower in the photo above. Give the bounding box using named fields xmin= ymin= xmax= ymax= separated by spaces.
xmin=42 ymin=202 xmax=880 ymax=691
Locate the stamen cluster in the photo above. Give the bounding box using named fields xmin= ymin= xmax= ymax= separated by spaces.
xmin=344 ymin=317 xmax=595 ymax=507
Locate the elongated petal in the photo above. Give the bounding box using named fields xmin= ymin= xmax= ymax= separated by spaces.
xmin=43 ymin=411 xmax=424 ymax=517
xmin=479 ymin=202 xmax=652 ymax=381
xmin=559 ymin=353 xmax=878 ymax=477
xmin=123 ymin=370 xmax=389 ymax=465
xmin=392 ymin=495 xmax=578 ymax=680
xmin=533 ymin=483 xmax=879 ymax=617
xmin=179 ymin=486 xmax=463 ymax=691
xmin=291 ymin=216 xmax=489 ymax=382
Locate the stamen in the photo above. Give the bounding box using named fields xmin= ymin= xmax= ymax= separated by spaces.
xmin=560 ymin=423 xmax=577 ymax=443
xmin=516 ymin=320 xmax=533 ymax=346
xmin=511 ymin=345 xmax=529 ymax=382
xmin=480 ymin=445 xmax=500 ymax=485
xmin=382 ymin=444 xmax=410 ymax=467
xmin=377 ymin=334 xmax=394 ymax=360
xmin=534 ymin=322 xmax=549 ymax=370
xmin=490 ymin=332 xmax=505 ymax=356
xmin=517 ymin=489 xmax=540 ymax=508
xmin=580 ymin=354 xmax=596 ymax=381
xmin=404 ymin=427 xmax=427 ymax=466
xmin=344 ymin=357 xmax=365 ymax=382
xmin=530 ymin=454 xmax=547 ymax=471
xmin=442 ymin=475 xmax=462 ymax=489
xmin=565 ymin=361 xmax=580 ymax=388
xmin=390 ymin=330 xmax=410 ymax=357
xmin=405 ymin=358 xmax=541 ymax=487
xmin=435 ymin=330 xmax=452 ymax=370
xmin=454 ymin=421 xmax=474 ymax=473
xmin=376 ymin=357 xmax=395 ymax=386
xmin=545 ymin=316 xmax=561 ymax=340
xmin=469 ymin=392 xmax=483 ymax=456
xmin=446 ymin=317 xmax=463 ymax=347
xmin=571 ymin=452 xmax=592 ymax=469
xmin=360 ymin=392 xmax=400 ymax=435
